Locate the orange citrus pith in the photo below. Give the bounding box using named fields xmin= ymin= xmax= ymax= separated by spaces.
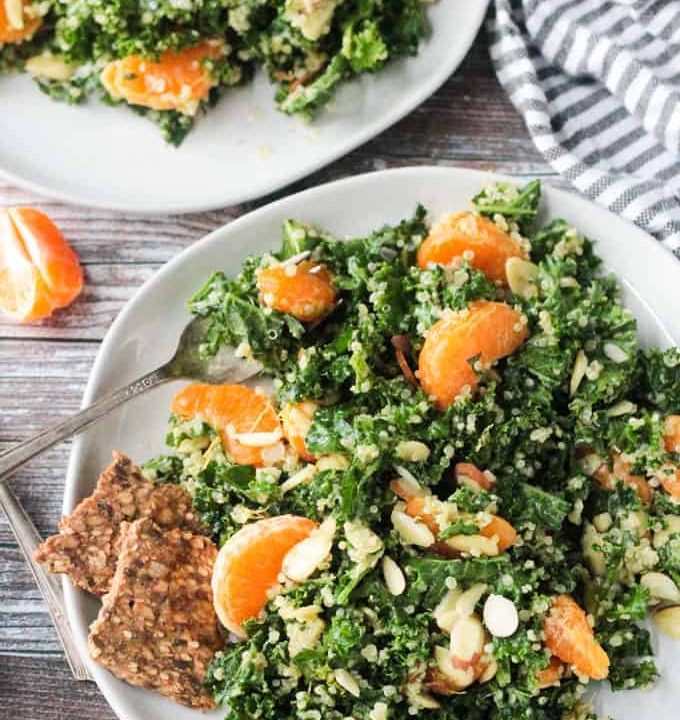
xmin=417 ymin=212 xmax=523 ymax=284
xmin=0 ymin=0 xmax=42 ymax=43
xmin=418 ymin=300 xmax=528 ymax=409
xmin=543 ymin=595 xmax=609 ymax=680
xmin=100 ymin=41 xmax=223 ymax=114
xmin=212 ymin=516 xmax=316 ymax=637
xmin=257 ymin=260 xmax=336 ymax=322
xmin=172 ymin=383 xmax=283 ymax=467
xmin=0 ymin=208 xmax=83 ymax=322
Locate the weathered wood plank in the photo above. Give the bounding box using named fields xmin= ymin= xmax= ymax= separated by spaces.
xmin=0 ymin=655 xmax=115 ymax=719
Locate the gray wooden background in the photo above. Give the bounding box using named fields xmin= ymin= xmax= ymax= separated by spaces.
xmin=0 ymin=29 xmax=558 ymax=719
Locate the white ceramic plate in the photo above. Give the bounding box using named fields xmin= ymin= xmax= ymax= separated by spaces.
xmin=63 ymin=167 xmax=679 ymax=719
xmin=0 ymin=2 xmax=488 ymax=213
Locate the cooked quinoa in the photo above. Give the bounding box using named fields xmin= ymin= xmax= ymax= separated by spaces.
xmin=141 ymin=179 xmax=680 ymax=719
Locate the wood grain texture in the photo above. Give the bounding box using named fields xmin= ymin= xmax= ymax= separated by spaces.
xmin=0 ymin=30 xmax=555 ymax=719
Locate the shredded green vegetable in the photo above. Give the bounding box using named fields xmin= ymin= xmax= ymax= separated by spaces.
xmin=141 ymin=179 xmax=680 ymax=719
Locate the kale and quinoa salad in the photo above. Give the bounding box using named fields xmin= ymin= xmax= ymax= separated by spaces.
xmin=0 ymin=0 xmax=429 ymax=144
xmin=138 ymin=179 xmax=680 ymax=719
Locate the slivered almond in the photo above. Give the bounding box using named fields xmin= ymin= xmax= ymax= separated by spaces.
xmin=434 ymin=588 xmax=463 ymax=634
xmin=227 ymin=428 xmax=283 ymax=446
xmin=482 ymin=594 xmax=519 ymax=637
xmin=641 ymin=572 xmax=680 ymax=604
xmin=334 ymin=668 xmax=361 ymax=697
xmin=570 ymin=350 xmax=588 ymax=397
xmin=505 ymin=257 xmax=538 ymax=299
xmin=431 ymin=645 xmax=476 ymax=692
xmin=382 ymin=555 xmax=406 ymax=596
xmin=280 ymin=465 xmax=317 ymax=495
xmin=444 ymin=534 xmax=499 ymax=557
xmin=25 ymin=52 xmax=75 ymax=81
xmin=394 ymin=466 xmax=427 ymax=496
xmin=450 ymin=614 xmax=485 ymax=670
xmin=391 ymin=508 xmax=435 ymax=547
xmin=282 ymin=517 xmax=335 ymax=582
xmin=654 ymin=606 xmax=680 ymax=639
xmin=455 ymin=583 xmax=487 ymax=617
xmin=603 ymin=342 xmax=629 ymax=363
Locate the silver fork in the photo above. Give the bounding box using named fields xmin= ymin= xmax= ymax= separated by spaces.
xmin=0 ymin=315 xmax=264 ymax=680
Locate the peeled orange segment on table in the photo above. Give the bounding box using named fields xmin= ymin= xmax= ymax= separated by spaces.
xmin=417 ymin=212 xmax=523 ymax=284
xmin=211 ymin=515 xmax=317 ymax=638
xmin=0 ymin=208 xmax=83 ymax=322
xmin=172 ymin=383 xmax=284 ymax=467
xmin=256 ymin=260 xmax=336 ymax=323
xmin=100 ymin=40 xmax=224 ymax=115
xmin=543 ymin=595 xmax=609 ymax=680
xmin=0 ymin=0 xmax=42 ymax=43
xmin=418 ymin=300 xmax=528 ymax=409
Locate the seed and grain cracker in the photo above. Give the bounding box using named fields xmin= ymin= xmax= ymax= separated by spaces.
xmin=88 ymin=518 xmax=221 ymax=710
xmin=34 ymin=451 xmax=202 ymax=595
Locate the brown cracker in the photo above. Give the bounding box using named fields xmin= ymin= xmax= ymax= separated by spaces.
xmin=34 ymin=451 xmax=202 ymax=595
xmin=88 ymin=518 xmax=220 ymax=710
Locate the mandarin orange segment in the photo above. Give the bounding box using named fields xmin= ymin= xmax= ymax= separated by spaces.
xmin=0 ymin=0 xmax=42 ymax=43
xmin=418 ymin=300 xmax=528 ymax=409
xmin=543 ymin=595 xmax=609 ymax=680
xmin=0 ymin=208 xmax=82 ymax=322
xmin=8 ymin=208 xmax=83 ymax=308
xmin=211 ymin=515 xmax=317 ymax=638
xmin=256 ymin=260 xmax=336 ymax=323
xmin=417 ymin=212 xmax=523 ymax=284
xmin=663 ymin=415 xmax=680 ymax=453
xmin=172 ymin=383 xmax=284 ymax=467
xmin=281 ymin=400 xmax=318 ymax=461
xmin=100 ymin=40 xmax=223 ymax=115
xmin=480 ymin=515 xmax=517 ymax=552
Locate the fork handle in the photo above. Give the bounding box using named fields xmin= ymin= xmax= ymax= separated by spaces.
xmin=0 ymin=366 xmax=170 ymax=484
xmin=0 ymin=482 xmax=93 ymax=680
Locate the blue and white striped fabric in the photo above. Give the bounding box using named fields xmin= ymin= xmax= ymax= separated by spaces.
xmin=489 ymin=0 xmax=680 ymax=256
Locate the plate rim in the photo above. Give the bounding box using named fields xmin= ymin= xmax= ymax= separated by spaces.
xmin=0 ymin=1 xmax=489 ymax=214
xmin=62 ymin=165 xmax=680 ymax=719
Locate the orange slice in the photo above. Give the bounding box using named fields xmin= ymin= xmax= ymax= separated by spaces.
xmin=0 ymin=208 xmax=82 ymax=322
xmin=256 ymin=260 xmax=336 ymax=323
xmin=0 ymin=0 xmax=42 ymax=43
xmin=172 ymin=383 xmax=284 ymax=467
xmin=212 ymin=515 xmax=317 ymax=638
xmin=100 ymin=40 xmax=224 ymax=115
xmin=543 ymin=595 xmax=609 ymax=680
xmin=417 ymin=212 xmax=523 ymax=284
xmin=418 ymin=300 xmax=528 ymax=409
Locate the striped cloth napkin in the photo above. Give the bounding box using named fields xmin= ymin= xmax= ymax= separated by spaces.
xmin=488 ymin=0 xmax=680 ymax=257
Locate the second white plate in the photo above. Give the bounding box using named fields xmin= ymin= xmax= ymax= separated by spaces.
xmin=0 ymin=2 xmax=488 ymax=213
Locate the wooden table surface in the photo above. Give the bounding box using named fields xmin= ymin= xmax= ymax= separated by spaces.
xmin=0 ymin=28 xmax=558 ymax=719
